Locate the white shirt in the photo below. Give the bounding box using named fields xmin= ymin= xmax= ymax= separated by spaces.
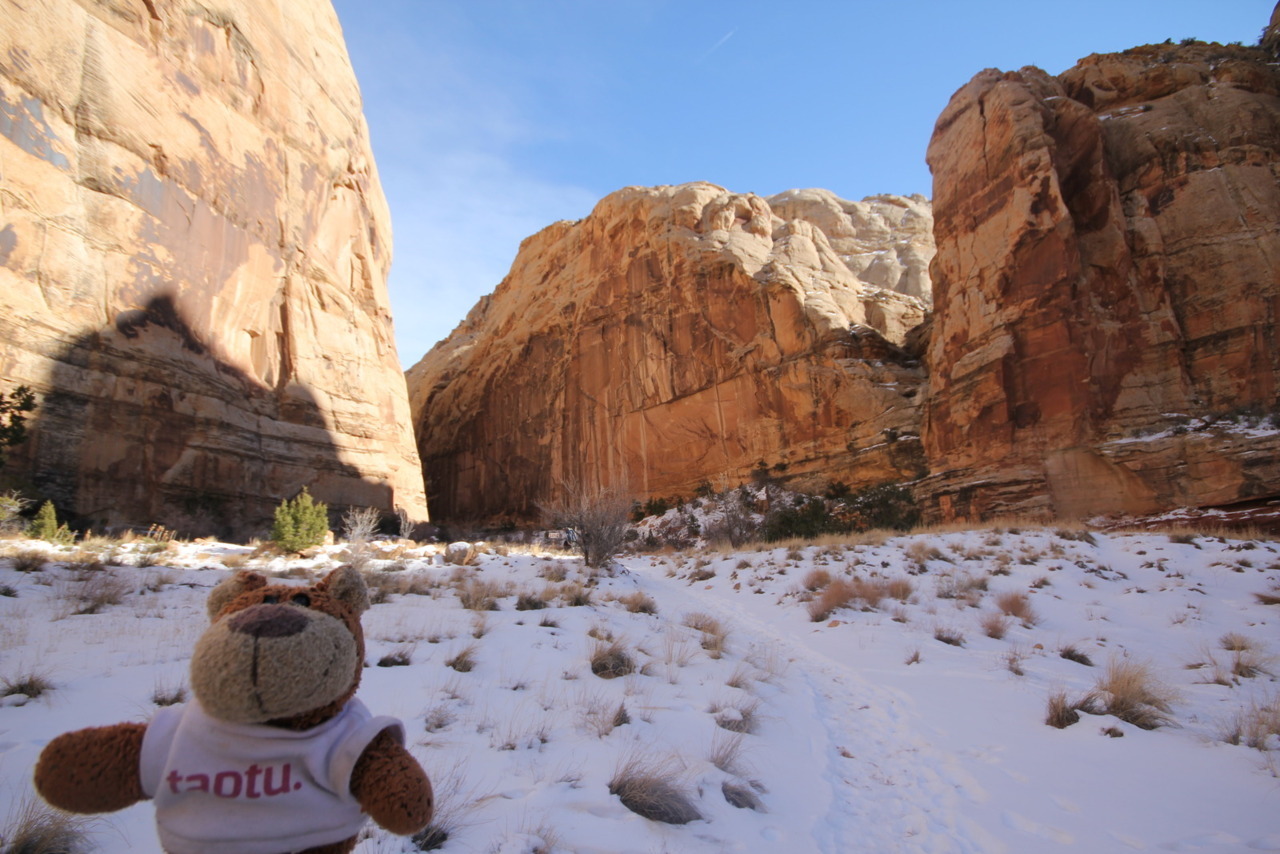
xmin=139 ymin=698 xmax=403 ymax=854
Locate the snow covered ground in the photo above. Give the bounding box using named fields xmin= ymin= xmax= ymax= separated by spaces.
xmin=1 ymin=526 xmax=1278 ymax=853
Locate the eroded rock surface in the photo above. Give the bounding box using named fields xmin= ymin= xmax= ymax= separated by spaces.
xmin=408 ymin=183 xmax=932 ymax=521
xmin=922 ymin=42 xmax=1280 ymax=522
xmin=0 ymin=0 xmax=427 ymax=537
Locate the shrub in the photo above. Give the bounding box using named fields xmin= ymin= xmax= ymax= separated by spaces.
xmin=540 ymin=480 xmax=632 ymax=570
xmin=0 ymin=490 xmax=31 ymax=533
xmin=617 ymin=591 xmax=657 ymax=615
xmin=933 ymin=626 xmax=965 ymax=647
xmin=608 ymin=756 xmax=702 ymax=824
xmin=10 ymin=547 xmax=47 ymax=573
xmin=1045 ymin=690 xmax=1086 ymax=728
xmin=841 ymin=482 xmax=920 ymax=531
xmin=270 ymin=488 xmax=329 ymax=554
xmin=27 ymin=501 xmax=72 ymax=545
xmin=763 ymin=496 xmax=847 ymax=542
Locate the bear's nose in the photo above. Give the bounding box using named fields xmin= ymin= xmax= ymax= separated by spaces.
xmin=226 ymin=603 xmax=309 ymax=638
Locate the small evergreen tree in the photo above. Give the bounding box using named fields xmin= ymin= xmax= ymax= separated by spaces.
xmin=271 ymin=488 xmax=329 ymax=553
xmin=27 ymin=500 xmax=72 ymax=544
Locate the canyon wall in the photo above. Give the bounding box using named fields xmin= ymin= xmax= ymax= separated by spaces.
xmin=0 ymin=0 xmax=428 ymax=537
xmin=408 ymin=184 xmax=932 ymax=521
xmin=922 ymin=41 xmax=1280 ymax=522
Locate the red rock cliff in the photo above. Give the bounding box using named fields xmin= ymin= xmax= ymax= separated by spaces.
xmin=408 ymin=184 xmax=932 ymax=521
xmin=922 ymin=41 xmax=1280 ymax=521
xmin=0 ymin=0 xmax=428 ymax=537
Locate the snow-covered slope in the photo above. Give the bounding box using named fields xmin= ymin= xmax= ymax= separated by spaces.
xmin=1 ymin=528 xmax=1277 ymax=852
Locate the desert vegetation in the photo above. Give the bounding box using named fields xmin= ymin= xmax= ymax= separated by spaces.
xmin=1 ymin=519 xmax=1277 ymax=852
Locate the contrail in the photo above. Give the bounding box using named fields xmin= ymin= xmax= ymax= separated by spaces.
xmin=700 ymin=28 xmax=736 ymax=61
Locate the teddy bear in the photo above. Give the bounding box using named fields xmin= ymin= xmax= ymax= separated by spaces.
xmin=34 ymin=565 xmax=434 ymax=854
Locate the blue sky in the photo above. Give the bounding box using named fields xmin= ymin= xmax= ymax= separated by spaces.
xmin=329 ymin=0 xmax=1270 ymax=367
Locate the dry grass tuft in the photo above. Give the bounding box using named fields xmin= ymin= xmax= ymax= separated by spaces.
xmin=711 ymin=698 xmax=760 ymax=734
xmin=590 ymin=640 xmax=635 ymax=679
xmin=150 ymin=678 xmax=187 ymax=707
xmin=444 ymin=643 xmax=478 ymax=673
xmin=55 ymin=570 xmax=129 ymax=616
xmin=2 ymin=670 xmax=53 ymax=700
xmin=617 ymin=591 xmax=658 ymax=615
xmin=1220 ymin=693 xmax=1280 ymax=750
xmin=722 ymin=780 xmax=765 ymax=811
xmin=802 ymin=568 xmax=832 ymax=591
xmin=377 ymin=644 xmax=415 ymax=667
xmin=455 ymin=579 xmax=505 ymax=611
xmin=10 ymin=548 xmax=48 ymax=573
xmin=995 ymin=591 xmax=1038 ymax=626
xmin=933 ymin=626 xmax=965 ymax=647
xmin=1044 ymin=689 xmax=1100 ymax=729
xmin=683 ymin=612 xmax=729 ymax=659
xmin=708 ymin=732 xmax=746 ymax=775
xmin=981 ymin=612 xmax=1010 ymax=639
xmin=1059 ymin=644 xmax=1094 ymax=667
xmin=608 ymin=755 xmax=702 ymax=825
xmin=1094 ymin=658 xmax=1176 ymax=730
xmin=1 ymin=797 xmax=94 ymax=854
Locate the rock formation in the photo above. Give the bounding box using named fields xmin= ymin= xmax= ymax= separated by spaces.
xmin=922 ymin=41 xmax=1280 ymax=522
xmin=0 ymin=0 xmax=427 ymax=537
xmin=407 ymin=184 xmax=933 ymax=521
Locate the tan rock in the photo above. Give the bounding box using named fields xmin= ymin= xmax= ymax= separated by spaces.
xmin=922 ymin=42 xmax=1280 ymax=522
xmin=408 ymin=183 xmax=932 ymax=522
xmin=0 ymin=0 xmax=427 ymax=537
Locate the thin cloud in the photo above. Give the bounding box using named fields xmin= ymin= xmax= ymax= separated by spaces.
xmin=699 ymin=28 xmax=736 ymax=61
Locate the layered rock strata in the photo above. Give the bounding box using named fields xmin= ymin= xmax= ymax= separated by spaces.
xmin=923 ymin=42 xmax=1280 ymax=521
xmin=408 ymin=183 xmax=932 ymax=521
xmin=0 ymin=0 xmax=427 ymax=537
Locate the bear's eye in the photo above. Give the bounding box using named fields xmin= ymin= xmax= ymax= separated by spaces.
xmin=261 ymin=594 xmax=279 ymax=604
xmin=290 ymin=593 xmax=311 ymax=608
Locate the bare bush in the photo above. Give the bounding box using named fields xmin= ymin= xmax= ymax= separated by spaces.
xmin=540 ymin=479 xmax=632 ymax=570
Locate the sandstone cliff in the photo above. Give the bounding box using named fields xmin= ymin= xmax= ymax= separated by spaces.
xmin=922 ymin=41 xmax=1280 ymax=522
xmin=0 ymin=0 xmax=427 ymax=537
xmin=408 ymin=183 xmax=933 ymax=521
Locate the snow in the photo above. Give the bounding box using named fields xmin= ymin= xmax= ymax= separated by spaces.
xmin=2 ymin=527 xmax=1278 ymax=853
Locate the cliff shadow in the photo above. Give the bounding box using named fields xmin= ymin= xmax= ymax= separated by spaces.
xmin=9 ymin=294 xmax=390 ymax=540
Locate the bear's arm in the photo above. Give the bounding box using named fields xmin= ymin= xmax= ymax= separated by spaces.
xmin=34 ymin=722 xmax=148 ymax=813
xmin=350 ymin=728 xmax=433 ymax=835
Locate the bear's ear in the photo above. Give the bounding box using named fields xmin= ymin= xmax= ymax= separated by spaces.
xmin=207 ymin=571 xmax=267 ymax=621
xmin=317 ymin=565 xmax=369 ymax=615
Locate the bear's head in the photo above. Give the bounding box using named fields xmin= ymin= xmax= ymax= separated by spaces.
xmin=190 ymin=566 xmax=370 ymax=730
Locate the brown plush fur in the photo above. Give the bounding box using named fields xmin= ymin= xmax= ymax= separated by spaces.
xmin=34 ymin=723 xmax=147 ymax=813
xmin=33 ymin=567 xmax=433 ymax=853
